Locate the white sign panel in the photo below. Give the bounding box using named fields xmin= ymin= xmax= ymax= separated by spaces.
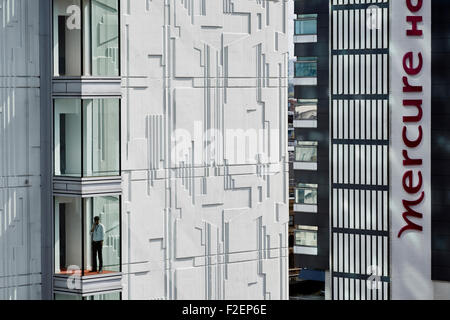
xmin=390 ymin=0 xmax=432 ymax=299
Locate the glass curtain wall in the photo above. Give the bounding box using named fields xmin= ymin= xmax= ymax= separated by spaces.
xmin=295 ymin=183 xmax=318 ymax=205
xmin=295 ymin=57 xmax=318 ymax=78
xmin=295 ymin=226 xmax=318 ymax=247
xmin=295 ymin=99 xmax=318 ymax=120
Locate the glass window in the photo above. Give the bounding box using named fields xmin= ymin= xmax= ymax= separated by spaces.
xmin=54 ymin=99 xmax=82 ymax=177
xmin=295 ymin=99 xmax=318 ymax=120
xmin=84 ymin=196 xmax=121 ymax=273
xmin=54 ymin=98 xmax=120 ymax=177
xmin=54 ymin=196 xmax=121 ymax=276
xmin=295 ymin=226 xmax=318 ymax=247
xmin=53 ymin=0 xmax=119 ymax=77
xmin=83 ymin=99 xmax=120 ymax=177
xmin=295 ymin=57 xmax=317 ymax=78
xmin=91 ymin=0 xmax=120 ymax=76
xmin=295 ymin=14 xmax=317 ymax=35
xmin=295 ymin=141 xmax=317 ymax=162
xmin=295 ymin=183 xmax=318 ymax=205
xmin=54 ymin=197 xmax=83 ymax=274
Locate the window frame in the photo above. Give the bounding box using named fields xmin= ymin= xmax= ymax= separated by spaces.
xmin=53 ymin=195 xmax=122 ymax=277
xmin=294 ymin=225 xmax=318 ymax=248
xmin=53 ymin=97 xmax=122 ymax=178
xmin=52 ymin=0 xmax=121 ymax=77
xmin=294 ymin=57 xmax=318 ymax=78
xmin=294 ymin=14 xmax=318 ymax=36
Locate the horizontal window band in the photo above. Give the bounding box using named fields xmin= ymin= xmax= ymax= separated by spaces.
xmin=332 ymin=139 xmax=389 ymax=146
xmin=332 ymin=227 xmax=389 ymax=237
xmin=332 ymin=49 xmax=389 ymax=55
xmin=332 ymin=184 xmax=388 ymax=191
xmin=331 ymin=94 xmax=389 ymax=100
xmin=331 ymin=3 xmax=389 ymax=11
xmin=331 ymin=272 xmax=390 ymax=283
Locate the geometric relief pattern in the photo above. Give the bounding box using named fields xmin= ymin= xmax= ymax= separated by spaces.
xmin=0 ymin=0 xmax=42 ymax=300
xmin=121 ymin=0 xmax=289 ymax=300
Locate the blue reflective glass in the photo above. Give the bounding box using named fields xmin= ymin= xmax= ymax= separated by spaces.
xmin=295 ymin=60 xmax=317 ymax=77
xmin=295 ymin=19 xmax=317 ymax=35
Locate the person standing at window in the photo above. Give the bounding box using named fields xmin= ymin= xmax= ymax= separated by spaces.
xmin=91 ymin=216 xmax=105 ymax=273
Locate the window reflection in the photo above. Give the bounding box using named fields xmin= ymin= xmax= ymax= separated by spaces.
xmin=295 ymin=99 xmax=318 ymax=120
xmin=295 ymin=141 xmax=318 ymax=162
xmin=54 ymin=196 xmax=121 ymax=276
xmin=295 ymin=57 xmax=317 ymax=78
xmin=295 ymin=183 xmax=318 ymax=205
xmin=295 ymin=226 xmax=318 ymax=247
xmin=295 ymin=14 xmax=318 ymax=35
xmin=53 ymin=0 xmax=119 ymax=77
xmin=54 ymin=98 xmax=120 ymax=178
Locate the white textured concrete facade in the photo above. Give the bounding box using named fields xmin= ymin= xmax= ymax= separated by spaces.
xmin=0 ymin=0 xmax=42 ymax=299
xmin=120 ymin=0 xmax=289 ymax=300
xmin=0 ymin=0 xmax=289 ymax=300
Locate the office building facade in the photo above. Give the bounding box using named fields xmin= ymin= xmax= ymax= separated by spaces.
xmin=290 ymin=0 xmax=330 ymax=295
xmin=292 ymin=0 xmax=450 ymax=300
xmin=0 ymin=0 xmax=289 ymax=300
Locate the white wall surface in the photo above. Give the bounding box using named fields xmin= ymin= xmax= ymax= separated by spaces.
xmin=0 ymin=0 xmax=42 ymax=300
xmin=120 ymin=0 xmax=289 ymax=300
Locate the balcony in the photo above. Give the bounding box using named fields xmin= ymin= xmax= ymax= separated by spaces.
xmin=294 ymin=15 xmax=318 ymax=44
xmin=53 ymin=272 xmax=123 ymax=296
xmin=294 ymin=184 xmax=318 ymax=214
xmin=294 ymin=226 xmax=318 ymax=256
xmin=53 ymin=97 xmax=121 ymax=193
xmin=292 ymin=99 xmax=318 ymax=129
xmin=53 ymin=195 xmax=122 ymax=295
xmin=294 ymin=141 xmax=318 ymax=171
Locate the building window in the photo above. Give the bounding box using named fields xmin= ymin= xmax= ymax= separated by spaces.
xmin=53 ymin=0 xmax=120 ymax=77
xmin=295 ymin=183 xmax=318 ymax=205
xmin=54 ymin=195 xmax=121 ymax=276
xmin=295 ymin=14 xmax=317 ymax=35
xmin=295 ymin=57 xmax=317 ymax=78
xmin=295 ymin=141 xmax=317 ymax=162
xmin=295 ymin=226 xmax=318 ymax=247
xmin=295 ymin=99 xmax=317 ymax=120
xmin=54 ymin=98 xmax=120 ymax=177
